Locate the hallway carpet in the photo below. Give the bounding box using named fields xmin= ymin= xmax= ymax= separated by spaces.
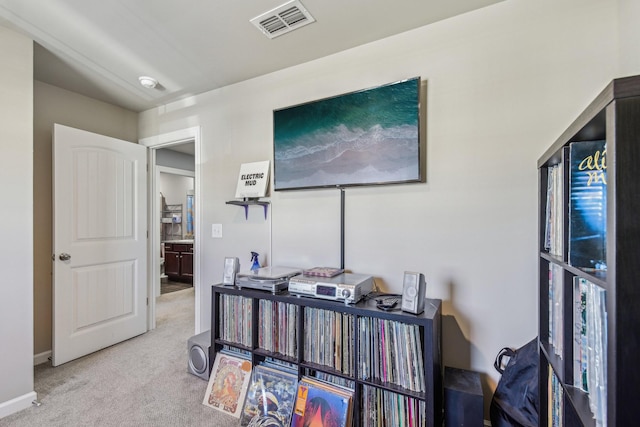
xmin=2 ymin=288 xmax=237 ymax=426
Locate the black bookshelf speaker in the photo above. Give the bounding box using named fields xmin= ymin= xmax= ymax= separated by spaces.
xmin=187 ymin=330 xmax=211 ymax=380
xmin=401 ymin=271 xmax=426 ymax=314
xmin=444 ymin=366 xmax=484 ymax=427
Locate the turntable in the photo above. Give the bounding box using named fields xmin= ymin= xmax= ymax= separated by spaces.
xmin=235 ymin=266 xmax=302 ymax=293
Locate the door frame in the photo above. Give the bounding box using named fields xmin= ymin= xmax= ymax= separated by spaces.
xmin=140 ymin=126 xmax=201 ymax=331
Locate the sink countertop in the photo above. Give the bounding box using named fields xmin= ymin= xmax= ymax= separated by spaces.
xmin=163 ymin=239 xmax=194 ymax=244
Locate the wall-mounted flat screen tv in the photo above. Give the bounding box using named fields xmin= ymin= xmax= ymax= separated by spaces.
xmin=273 ymin=77 xmax=422 ymax=191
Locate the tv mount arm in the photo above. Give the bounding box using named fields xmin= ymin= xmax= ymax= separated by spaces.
xmin=340 ymin=188 xmax=345 ymax=270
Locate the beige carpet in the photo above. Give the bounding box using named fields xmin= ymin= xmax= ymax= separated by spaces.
xmin=1 ymin=288 xmax=238 ymax=426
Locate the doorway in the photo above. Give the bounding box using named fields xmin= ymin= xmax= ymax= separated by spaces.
xmin=157 ymin=166 xmax=195 ymax=296
xmin=140 ymin=127 xmax=202 ymax=332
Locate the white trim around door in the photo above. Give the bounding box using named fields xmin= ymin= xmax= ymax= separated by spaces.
xmin=139 ymin=127 xmax=202 ymax=332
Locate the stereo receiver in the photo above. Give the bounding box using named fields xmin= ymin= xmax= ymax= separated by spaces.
xmin=288 ymin=273 xmax=373 ymax=304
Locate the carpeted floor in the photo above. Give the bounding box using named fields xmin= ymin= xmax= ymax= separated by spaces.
xmin=1 ymin=288 xmax=238 ymax=426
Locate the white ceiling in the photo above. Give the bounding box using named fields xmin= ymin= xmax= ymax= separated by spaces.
xmin=0 ymin=0 xmax=503 ymax=112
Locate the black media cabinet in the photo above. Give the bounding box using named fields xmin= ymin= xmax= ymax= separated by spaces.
xmin=211 ymin=284 xmax=443 ymax=426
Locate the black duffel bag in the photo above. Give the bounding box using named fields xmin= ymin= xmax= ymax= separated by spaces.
xmin=489 ymin=337 xmax=539 ymax=427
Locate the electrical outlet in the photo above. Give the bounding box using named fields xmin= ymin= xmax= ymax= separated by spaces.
xmin=211 ymin=223 xmax=223 ymax=238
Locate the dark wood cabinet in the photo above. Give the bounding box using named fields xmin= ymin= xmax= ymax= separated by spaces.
xmin=537 ymin=75 xmax=640 ymax=427
xmin=164 ymin=249 xmax=180 ymax=276
xmin=164 ymin=242 xmax=193 ymax=283
xmin=211 ymin=284 xmax=442 ymax=427
xmin=180 ymin=250 xmax=193 ymax=280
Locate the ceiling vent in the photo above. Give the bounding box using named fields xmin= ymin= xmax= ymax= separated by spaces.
xmin=250 ymin=0 xmax=316 ymax=39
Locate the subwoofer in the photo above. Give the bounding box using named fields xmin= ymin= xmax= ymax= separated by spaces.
xmin=187 ymin=330 xmax=211 ymax=380
xmin=444 ymin=366 xmax=484 ymax=427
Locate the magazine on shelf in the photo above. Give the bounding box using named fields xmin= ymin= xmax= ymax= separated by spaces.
xmin=203 ymin=352 xmax=252 ymax=418
xmin=240 ymin=364 xmax=299 ymax=427
xmin=568 ymin=140 xmax=607 ymax=271
xmin=291 ymin=376 xmax=354 ymax=427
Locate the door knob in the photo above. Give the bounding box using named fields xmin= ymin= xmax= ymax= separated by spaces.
xmin=59 ymin=253 xmax=71 ymax=261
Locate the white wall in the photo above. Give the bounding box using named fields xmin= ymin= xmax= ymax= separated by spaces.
xmin=139 ymin=0 xmax=637 ymax=412
xmin=0 ymin=26 xmax=36 ymax=416
xmin=619 ymin=0 xmax=640 ymax=75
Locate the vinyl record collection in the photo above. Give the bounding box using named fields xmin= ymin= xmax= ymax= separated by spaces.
xmin=361 ymin=384 xmax=426 ymax=427
xmin=291 ymin=376 xmax=354 ymax=427
xmin=303 ymin=307 xmax=355 ymax=376
xmin=548 ymin=367 xmax=563 ymax=427
xmin=311 ymin=371 xmax=355 ymax=390
xmin=219 ymin=295 xmax=252 ymax=348
xmin=212 ymin=284 xmax=442 ymax=427
xmin=240 ymin=362 xmax=299 ymax=427
xmin=358 ymin=317 xmax=425 ymax=393
xmin=258 ymin=299 xmax=298 ymax=358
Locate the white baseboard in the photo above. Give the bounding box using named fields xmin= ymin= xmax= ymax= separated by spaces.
xmin=34 ymin=350 xmax=51 ymax=366
xmin=0 ymin=391 xmax=37 ymax=419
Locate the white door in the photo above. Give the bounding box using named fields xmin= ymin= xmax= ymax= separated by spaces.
xmin=52 ymin=124 xmax=147 ymax=366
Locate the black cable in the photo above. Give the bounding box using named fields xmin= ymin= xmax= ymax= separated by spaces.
xmin=373 ymin=293 xmax=403 ymax=311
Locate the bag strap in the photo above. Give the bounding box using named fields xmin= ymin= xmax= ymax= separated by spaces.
xmin=494 ymin=347 xmax=516 ymax=374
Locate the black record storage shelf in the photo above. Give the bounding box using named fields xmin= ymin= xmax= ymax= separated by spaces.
xmin=210 ymin=283 xmax=443 ymax=427
xmin=537 ymin=75 xmax=640 ymax=427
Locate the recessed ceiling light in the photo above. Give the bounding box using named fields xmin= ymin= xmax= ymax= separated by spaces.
xmin=138 ymin=76 xmax=158 ymax=89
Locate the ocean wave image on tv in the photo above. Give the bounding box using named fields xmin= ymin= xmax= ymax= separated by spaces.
xmin=273 ymin=78 xmax=421 ymax=190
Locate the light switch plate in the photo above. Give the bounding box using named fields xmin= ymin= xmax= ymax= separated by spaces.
xmin=211 ymin=223 xmax=223 ymax=238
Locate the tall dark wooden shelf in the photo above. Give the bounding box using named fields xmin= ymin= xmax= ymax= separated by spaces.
xmin=211 ymin=284 xmax=443 ymax=427
xmin=537 ymin=75 xmax=640 ymax=427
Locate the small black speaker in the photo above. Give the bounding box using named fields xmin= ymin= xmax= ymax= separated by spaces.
xmin=444 ymin=366 xmax=484 ymax=427
xmin=187 ymin=330 xmax=211 ymax=380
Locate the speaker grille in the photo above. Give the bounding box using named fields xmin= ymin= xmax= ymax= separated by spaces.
xmin=189 ymin=345 xmax=207 ymax=374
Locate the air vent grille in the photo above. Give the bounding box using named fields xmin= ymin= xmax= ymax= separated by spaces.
xmin=250 ymin=0 xmax=316 ymax=39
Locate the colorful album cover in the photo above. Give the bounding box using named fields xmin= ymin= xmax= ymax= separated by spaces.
xmin=291 ymin=378 xmax=353 ymax=427
xmin=568 ymin=140 xmax=607 ymax=271
xmin=203 ymin=353 xmax=252 ymax=418
xmin=240 ymin=364 xmax=299 ymax=427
